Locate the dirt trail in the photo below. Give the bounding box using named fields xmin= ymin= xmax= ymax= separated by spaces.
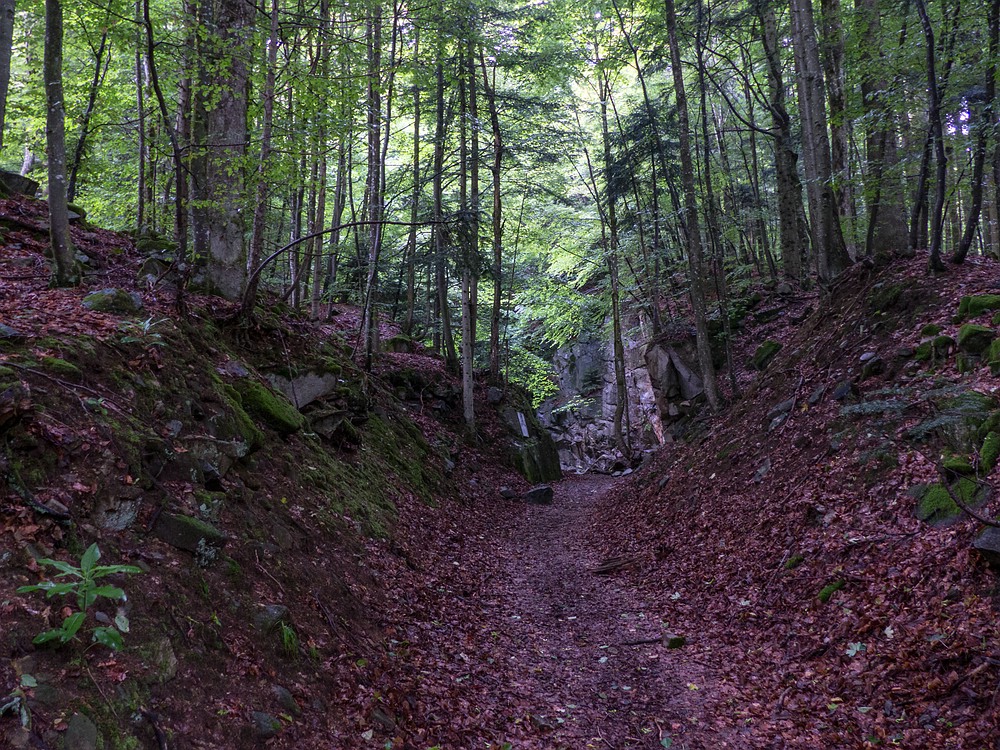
xmin=473 ymin=475 xmax=729 ymax=749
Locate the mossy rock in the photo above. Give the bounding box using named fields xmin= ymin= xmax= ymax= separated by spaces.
xmin=0 ymin=365 xmax=14 ymax=378
xmin=135 ymin=234 xmax=178 ymax=255
xmin=153 ymin=513 xmax=226 ymax=553
xmin=920 ymin=323 xmax=943 ymax=337
xmin=941 ymin=454 xmax=975 ymax=476
xmin=987 ymin=339 xmax=1000 ymax=375
xmin=981 ymin=431 xmax=1000 ymax=473
xmin=66 ymin=202 xmax=87 ymax=220
xmin=82 ymin=288 xmax=143 ymax=314
xmin=956 ymin=353 xmax=980 ymax=374
xmin=218 ymin=384 xmax=265 ymax=449
xmin=869 ymin=282 xmax=903 ymax=312
xmin=751 ymin=339 xmax=783 ymax=371
xmin=784 ymin=554 xmax=805 ymax=570
xmin=992 ymin=311 xmax=1000 ymax=326
xmin=915 ymin=335 xmax=955 ymax=362
xmin=40 ymin=356 xmax=81 ymax=379
xmin=957 ymin=324 xmax=995 ymax=354
xmin=915 ymin=478 xmax=986 ymax=526
xmin=383 ymin=334 xmax=414 ymax=353
xmin=958 ymin=294 xmax=1000 ymax=317
xmin=232 ymin=379 xmax=304 ymax=435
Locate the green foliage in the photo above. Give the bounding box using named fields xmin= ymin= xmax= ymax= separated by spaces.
xmin=278 ymin=622 xmax=299 ymax=657
xmin=118 ymin=317 xmax=168 ymax=347
xmin=980 ymin=432 xmax=1000 ymax=473
xmin=505 ymin=348 xmax=559 ymax=407
xmin=17 ymin=543 xmax=141 ymax=651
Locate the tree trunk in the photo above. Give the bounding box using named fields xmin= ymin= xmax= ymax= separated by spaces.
xmin=857 ymin=0 xmax=910 ymax=257
xmin=954 ymin=0 xmax=999 ymax=262
xmin=480 ymin=53 xmax=504 ymax=382
xmin=45 ymin=0 xmax=76 ymax=286
xmin=789 ymin=0 xmax=851 ymax=283
xmin=403 ymin=27 xmax=421 ymax=336
xmin=665 ymin=0 xmax=719 ymax=412
xmin=756 ymin=0 xmax=809 ymax=282
xmin=914 ymin=0 xmax=948 ymax=271
xmin=0 ymin=0 xmax=16 ymax=152
xmin=68 ymin=25 xmax=111 ymax=202
xmin=193 ymin=0 xmax=252 ymax=299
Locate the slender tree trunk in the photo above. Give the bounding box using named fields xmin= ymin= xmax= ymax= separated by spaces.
xmin=790 ymin=0 xmax=851 ymax=283
xmin=433 ymin=19 xmax=457 ymax=370
xmin=0 ymin=0 xmax=16 ymax=152
xmin=954 ymin=0 xmax=999 ymax=262
xmin=68 ymin=25 xmax=111 ymax=202
xmin=857 ymin=0 xmax=910 ymax=257
xmin=756 ymin=0 xmax=809 ymax=281
xmin=480 ymin=53 xmax=505 ymax=381
xmin=45 ymin=0 xmax=76 ymax=286
xmin=134 ymin=0 xmax=148 ymax=233
xmin=914 ymin=0 xmax=948 ymax=271
xmin=665 ymin=0 xmax=719 ymax=412
xmin=403 ymin=27 xmax=421 ymax=336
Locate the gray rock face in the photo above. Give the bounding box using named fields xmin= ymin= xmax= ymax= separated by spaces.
xmin=64 ymin=714 xmax=99 ymax=750
xmin=266 ymin=371 xmax=340 ymax=409
xmin=524 ymin=485 xmax=554 ymax=505
xmin=82 ymin=288 xmax=143 ymax=314
xmin=252 ymin=711 xmax=282 ymax=740
xmin=973 ymin=527 xmax=1000 ymax=567
xmin=152 ymin=513 xmax=226 ymax=553
xmin=254 ymin=604 xmax=290 ymax=634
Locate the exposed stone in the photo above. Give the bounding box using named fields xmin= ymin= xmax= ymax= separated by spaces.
xmin=957 ymin=324 xmax=995 ymax=354
xmin=266 ymin=371 xmax=340 ymax=410
xmin=499 ymin=487 xmax=517 ymax=499
xmin=64 ymin=714 xmax=99 ymax=750
xmin=767 ymin=399 xmax=795 ymax=422
xmin=0 ymin=170 xmax=39 ymax=196
xmin=153 ymin=513 xmax=226 ymax=553
xmin=82 ymin=288 xmax=142 ymax=314
xmin=92 ymin=485 xmax=144 ymax=531
xmin=861 ymin=356 xmax=885 ymax=379
xmin=272 ymin=685 xmax=300 ymax=716
xmin=754 ymin=458 xmax=772 ymax=483
xmin=807 ymin=385 xmax=826 ymax=405
xmin=0 ymin=323 xmax=25 ymax=340
xmin=665 ymin=634 xmax=687 ymax=649
xmin=252 ymin=711 xmax=282 ymax=740
xmin=751 ymin=340 xmax=783 ymax=371
xmin=524 ymin=485 xmax=554 ymax=505
xmin=254 ymin=604 xmax=290 ymax=634
xmin=142 ymin=636 xmax=178 ymax=685
xmin=973 ymin=527 xmax=1000 ymax=567
xmin=487 ymin=386 xmax=504 ymax=404
xmin=831 ymin=381 xmax=856 ymax=401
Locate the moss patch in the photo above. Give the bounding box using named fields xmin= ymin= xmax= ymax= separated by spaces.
xmin=39 ymin=356 xmax=81 ymax=379
xmin=957 ymin=324 xmax=995 ymax=354
xmin=870 ymin=283 xmax=903 ymax=313
xmin=980 ymin=431 xmax=1000 ymax=473
xmin=915 ymin=478 xmax=984 ymax=525
xmin=784 ymin=555 xmax=805 ymax=570
xmin=920 ymin=323 xmax=943 ymax=337
xmin=941 ymin=454 xmax=975 ymax=476
xmin=958 ymin=294 xmax=1000 ymax=317
xmin=233 ymin=379 xmax=304 ymax=435
xmin=751 ymin=340 xmax=783 ymax=371
xmin=818 ymin=580 xmax=845 ymax=603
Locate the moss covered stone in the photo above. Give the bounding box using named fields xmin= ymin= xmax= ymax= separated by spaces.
xmin=987 ymin=339 xmax=1000 ymax=375
xmin=920 ymin=323 xmax=943 ymax=337
xmin=40 ymin=356 xmax=81 ymax=378
xmin=233 ymin=379 xmax=304 ymax=435
xmin=915 ymin=335 xmax=955 ymax=362
xmin=915 ymin=478 xmax=984 ymax=525
xmin=957 ymin=324 xmax=995 ymax=354
xmin=82 ymin=288 xmax=143 ymax=314
xmin=217 ymin=384 xmax=265 ymax=449
xmin=959 ymin=294 xmax=1000 ymax=317
xmin=153 ymin=513 xmax=226 ymax=553
xmin=941 ymin=454 xmax=975 ymax=476
xmin=784 ymin=554 xmax=805 ymax=570
xmin=751 ymin=339 xmax=783 ymax=371
xmin=981 ymin=431 xmax=1000 ymax=473
xmin=869 ymin=282 xmax=903 ymax=312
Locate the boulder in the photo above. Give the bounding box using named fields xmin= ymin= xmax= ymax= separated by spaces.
xmin=252 ymin=712 xmax=282 ymax=740
xmin=957 ymin=324 xmax=995 ymax=354
xmin=82 ymin=288 xmax=142 ymax=314
xmin=0 ymin=170 xmax=39 ymax=197
xmin=64 ymin=714 xmax=99 ymax=750
xmin=973 ymin=527 xmax=1000 ymax=567
xmin=266 ymin=371 xmax=340 ymax=409
xmin=958 ymin=294 xmax=1000 ymax=317
xmin=751 ymin=340 xmax=783 ymax=371
xmin=254 ymin=604 xmax=290 ymax=634
xmin=153 ymin=513 xmax=226 ymax=553
xmin=524 ymin=485 xmax=554 ymax=504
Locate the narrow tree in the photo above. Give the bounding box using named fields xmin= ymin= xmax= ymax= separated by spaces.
xmin=0 ymin=0 xmax=15 ymax=152
xmin=45 ymin=0 xmax=76 ymax=286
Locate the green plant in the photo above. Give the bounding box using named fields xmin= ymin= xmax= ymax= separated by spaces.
xmin=118 ymin=317 xmax=168 ymax=347
xmin=17 ymin=543 xmax=141 ymax=651
xmin=0 ymin=676 xmax=34 ymax=729
xmin=278 ymin=621 xmax=299 ymax=657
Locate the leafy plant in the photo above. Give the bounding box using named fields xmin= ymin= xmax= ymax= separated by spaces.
xmin=17 ymin=543 xmax=141 ymax=651
xmin=118 ymin=317 xmax=168 ymax=347
xmin=278 ymin=621 xmax=299 ymax=657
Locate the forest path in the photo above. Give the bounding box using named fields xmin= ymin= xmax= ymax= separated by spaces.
xmin=472 ymin=474 xmax=729 ymax=749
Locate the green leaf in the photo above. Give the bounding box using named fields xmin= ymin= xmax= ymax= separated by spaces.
xmin=42 ymin=583 xmax=77 ymax=598
xmin=61 ymin=611 xmax=86 ymax=638
xmin=32 ymin=628 xmax=70 ymax=645
xmin=19 ymin=674 xmax=37 ymax=688
xmin=661 ymin=738 xmax=673 ymax=748
xmin=90 ymin=585 xmax=126 ymax=601
xmin=80 ymin=543 xmax=101 ymax=574
xmin=92 ymin=627 xmax=124 ymax=651
xmin=38 ymin=558 xmax=80 ymax=576
xmin=92 ymin=564 xmax=143 ymax=578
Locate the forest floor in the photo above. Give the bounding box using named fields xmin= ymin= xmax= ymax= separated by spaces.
xmin=366 ymin=474 xmax=735 ymax=749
